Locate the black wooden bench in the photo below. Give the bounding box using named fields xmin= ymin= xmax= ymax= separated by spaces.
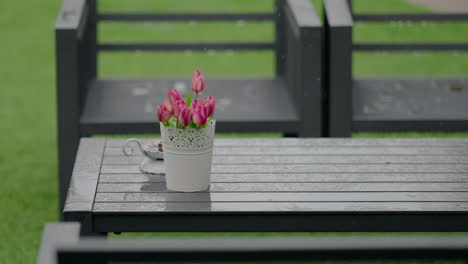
xmin=55 ymin=0 xmax=322 ymax=215
xmin=38 ymin=222 xmax=468 ymax=264
xmin=323 ymin=0 xmax=468 ymax=136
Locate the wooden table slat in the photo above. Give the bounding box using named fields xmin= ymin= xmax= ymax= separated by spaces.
xmin=95 ymin=192 xmax=468 ymax=203
xmin=93 ymin=201 xmax=468 ymax=212
xmin=100 ymin=164 xmax=468 ymax=174
xmin=104 ymin=146 xmax=468 ymax=156
xmin=97 ymin=182 xmax=468 ymax=193
xmin=102 ymin=155 xmax=468 ymax=165
xmin=98 ymin=173 xmax=468 ymax=183
xmin=105 ymin=138 xmax=468 ymax=147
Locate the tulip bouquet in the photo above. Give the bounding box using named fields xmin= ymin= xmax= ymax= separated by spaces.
xmin=156 ymin=70 xmax=217 ymax=192
xmin=157 ymin=70 xmax=217 ymax=129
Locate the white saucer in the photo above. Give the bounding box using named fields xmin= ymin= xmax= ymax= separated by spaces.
xmin=139 ymin=157 xmax=165 ymax=174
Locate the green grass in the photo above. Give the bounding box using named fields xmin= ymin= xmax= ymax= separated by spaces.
xmin=1 ymin=0 xmax=468 ymax=263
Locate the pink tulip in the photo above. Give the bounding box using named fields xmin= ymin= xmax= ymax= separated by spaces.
xmin=162 ymin=100 xmax=173 ymax=114
xmin=173 ymin=100 xmax=186 ymax=118
xmin=190 ymin=99 xmax=200 ymax=111
xmin=192 ymin=75 xmax=205 ymax=94
xmin=201 ymin=96 xmax=217 ymax=117
xmin=192 ymin=69 xmax=202 ymax=86
xmin=168 ymin=88 xmax=183 ymax=104
xmin=178 ymin=107 xmax=192 ymax=127
xmin=192 ymin=105 xmax=208 ymax=126
xmin=157 ymin=104 xmax=172 ymax=122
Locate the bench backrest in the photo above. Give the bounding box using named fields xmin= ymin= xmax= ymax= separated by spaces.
xmin=79 ymin=0 xmax=289 ymax=77
xmin=347 ymin=0 xmax=468 ymax=52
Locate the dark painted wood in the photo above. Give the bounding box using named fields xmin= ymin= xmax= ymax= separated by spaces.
xmin=102 ymin=155 xmax=468 ymax=165
xmin=80 ymin=78 xmax=300 ymax=134
xmin=98 ymin=173 xmax=468 ymax=183
xmin=63 ymin=138 xmax=105 ymax=235
xmin=95 ymin=192 xmax=468 ymax=203
xmin=324 ymin=0 xmax=353 ymax=137
xmin=275 ymin=0 xmax=286 ymax=76
xmin=98 ymin=42 xmax=275 ymax=51
xmin=92 ymin=213 xmax=468 ymax=232
xmin=354 ymin=13 xmax=468 ymax=22
xmin=354 ymin=43 xmax=468 ymax=51
xmin=47 ymin=223 xmax=468 ymax=263
xmin=56 ymin=0 xmax=323 ymax=218
xmin=97 ymin=182 xmax=468 ymax=193
xmin=325 ymin=0 xmax=468 ymax=133
xmin=98 ymin=13 xmax=275 ymax=22
xmin=37 ymin=223 xmax=80 ymax=264
xmin=53 ymin=233 xmax=468 ymax=263
xmin=94 ymin=201 xmax=468 ymax=212
xmin=104 ymin=146 xmax=468 ymax=156
xmin=62 ymin=138 xmax=468 ymax=233
xmin=105 ymin=137 xmax=468 ymax=147
xmin=353 ymin=78 xmax=468 ymax=131
xmin=55 ymin=0 xmax=90 ymax=218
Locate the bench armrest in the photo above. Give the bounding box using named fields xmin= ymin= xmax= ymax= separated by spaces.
xmin=37 ymin=223 xmax=80 ymax=264
xmin=55 ymin=0 xmax=88 ymax=39
xmin=324 ymin=0 xmax=353 ymax=137
xmin=286 ymin=0 xmax=321 ymax=29
xmin=324 ymin=0 xmax=353 ymax=28
xmin=283 ymin=0 xmax=322 ymax=136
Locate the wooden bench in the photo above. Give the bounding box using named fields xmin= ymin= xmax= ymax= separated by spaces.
xmin=323 ymin=0 xmax=468 ymax=136
xmin=38 ymin=222 xmax=468 ymax=264
xmin=55 ymin=0 xmax=323 ymax=215
xmin=64 ymin=137 xmax=468 ymax=235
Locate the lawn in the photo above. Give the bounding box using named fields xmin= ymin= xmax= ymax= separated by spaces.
xmin=1 ymin=0 xmax=468 ymax=263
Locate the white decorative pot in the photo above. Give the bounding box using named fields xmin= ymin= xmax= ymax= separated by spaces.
xmin=160 ymin=120 xmax=216 ymax=192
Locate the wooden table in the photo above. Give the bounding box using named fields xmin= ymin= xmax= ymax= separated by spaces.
xmin=64 ymin=138 xmax=468 ymax=235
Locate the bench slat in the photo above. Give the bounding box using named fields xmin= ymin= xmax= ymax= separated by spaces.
xmin=98 ymin=43 xmax=275 ymax=51
xmin=98 ymin=13 xmax=275 ymax=22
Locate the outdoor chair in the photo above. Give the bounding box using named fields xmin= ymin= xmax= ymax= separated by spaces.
xmin=323 ymin=0 xmax=468 ymax=137
xmin=55 ymin=0 xmax=322 ymax=214
xmin=38 ymin=222 xmax=468 ymax=264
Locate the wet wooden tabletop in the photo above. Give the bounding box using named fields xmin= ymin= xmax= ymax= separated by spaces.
xmin=64 ymin=138 xmax=468 ymax=232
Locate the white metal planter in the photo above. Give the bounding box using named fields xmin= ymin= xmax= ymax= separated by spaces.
xmin=160 ymin=120 xmax=216 ymax=192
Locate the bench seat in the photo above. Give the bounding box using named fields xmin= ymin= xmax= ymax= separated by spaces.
xmin=81 ymin=78 xmax=300 ymax=134
xmin=353 ymin=78 xmax=468 ymax=132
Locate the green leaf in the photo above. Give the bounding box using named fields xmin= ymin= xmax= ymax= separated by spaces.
xmin=186 ymin=92 xmax=192 ymax=107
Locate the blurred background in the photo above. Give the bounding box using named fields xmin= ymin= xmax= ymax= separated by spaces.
xmin=1 ymin=0 xmax=468 ymax=262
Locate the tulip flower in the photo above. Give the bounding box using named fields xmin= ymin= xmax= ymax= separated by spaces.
xmin=192 ymin=74 xmax=205 ymax=95
xmin=173 ymin=100 xmax=186 ymax=118
xmin=162 ymin=100 xmax=173 ymax=114
xmin=157 ymin=104 xmax=172 ymax=122
xmin=201 ymin=96 xmax=217 ymax=117
xmin=178 ymin=107 xmax=192 ymax=127
xmin=192 ymin=69 xmax=202 ymax=86
xmin=168 ymin=88 xmax=183 ymax=104
xmin=190 ymin=99 xmax=200 ymax=111
xmin=192 ymin=105 xmax=208 ymax=126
